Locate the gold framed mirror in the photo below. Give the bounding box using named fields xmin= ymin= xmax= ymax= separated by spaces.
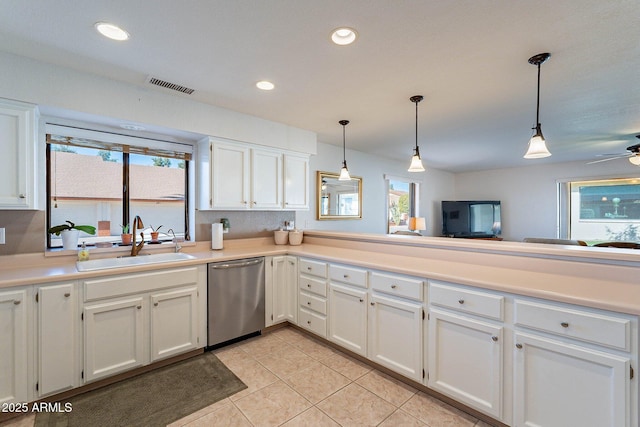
xmin=316 ymin=171 xmax=362 ymax=220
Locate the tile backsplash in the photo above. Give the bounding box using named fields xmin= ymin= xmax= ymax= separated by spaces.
xmin=0 ymin=210 xmax=295 ymax=255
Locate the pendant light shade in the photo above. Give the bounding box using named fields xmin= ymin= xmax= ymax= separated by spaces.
xmin=338 ymin=120 xmax=351 ymax=181
xmin=408 ymin=95 xmax=426 ymax=172
xmin=524 ymin=53 xmax=552 ymax=159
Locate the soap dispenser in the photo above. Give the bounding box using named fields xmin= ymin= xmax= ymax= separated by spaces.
xmin=78 ymin=241 xmax=90 ymax=261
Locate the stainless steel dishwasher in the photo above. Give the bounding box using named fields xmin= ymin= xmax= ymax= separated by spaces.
xmin=207 ymin=257 xmax=265 ymax=347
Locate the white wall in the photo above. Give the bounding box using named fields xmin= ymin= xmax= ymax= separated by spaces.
xmin=454 ymin=159 xmax=640 ymax=241
xmin=296 ymin=142 xmax=455 ymax=235
xmin=0 ymin=52 xmax=316 ymax=154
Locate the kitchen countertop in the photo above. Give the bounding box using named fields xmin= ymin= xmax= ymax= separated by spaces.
xmin=1 ymin=234 xmax=639 ymax=315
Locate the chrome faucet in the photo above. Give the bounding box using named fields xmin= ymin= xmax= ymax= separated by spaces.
xmin=167 ymin=228 xmax=182 ymax=253
xmin=130 ymin=216 xmax=145 ymax=256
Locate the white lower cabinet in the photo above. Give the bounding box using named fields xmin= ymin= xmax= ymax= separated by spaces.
xmin=428 ymin=280 xmax=506 ymax=420
xmin=84 ymin=297 xmax=146 ymax=382
xmin=368 ymin=292 xmax=423 ymax=382
xmin=37 ymin=282 xmax=78 ymax=397
xmin=514 ymin=332 xmax=630 ymax=427
xmin=82 ymin=266 xmax=204 ymax=383
xmin=150 ymin=287 xmax=199 ymax=362
xmin=513 ymin=297 xmax=637 ymax=427
xmin=428 ymin=308 xmax=503 ymax=419
xmin=0 ymin=288 xmax=28 ymax=404
xmin=266 ymin=256 xmax=297 ymax=327
xmin=298 ymin=258 xmax=328 ymax=338
xmin=328 ymin=283 xmax=367 ymax=356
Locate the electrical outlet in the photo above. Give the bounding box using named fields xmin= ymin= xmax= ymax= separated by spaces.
xmin=0 ymin=227 xmax=5 ymax=244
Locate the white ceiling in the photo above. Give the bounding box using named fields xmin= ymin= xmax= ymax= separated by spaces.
xmin=1 ymin=0 xmax=639 ymax=172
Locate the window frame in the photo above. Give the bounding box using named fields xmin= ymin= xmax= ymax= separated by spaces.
xmin=44 ymin=123 xmax=193 ymax=249
xmin=557 ymin=173 xmax=640 ymax=242
xmin=385 ymin=174 xmax=421 ymax=234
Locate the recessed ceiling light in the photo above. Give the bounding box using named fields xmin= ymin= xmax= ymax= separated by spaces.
xmin=256 ymin=81 xmax=275 ymax=91
xmin=331 ymin=27 xmax=357 ymax=45
xmin=95 ymin=22 xmax=130 ymax=41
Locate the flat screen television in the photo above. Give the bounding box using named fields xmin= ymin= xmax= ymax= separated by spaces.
xmin=442 ymin=200 xmax=501 ymax=238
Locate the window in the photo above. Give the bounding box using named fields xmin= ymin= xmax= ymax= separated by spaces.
xmin=386 ymin=176 xmax=420 ymax=233
xmin=562 ymin=177 xmax=640 ymax=244
xmin=46 ymin=126 xmax=191 ymax=249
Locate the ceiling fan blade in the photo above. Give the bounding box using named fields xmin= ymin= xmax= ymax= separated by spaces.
xmin=586 ymin=154 xmax=632 ymax=165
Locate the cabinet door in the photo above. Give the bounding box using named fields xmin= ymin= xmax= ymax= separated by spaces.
xmin=251 ymin=149 xmax=282 ymax=209
xmin=368 ymin=293 xmax=423 ymax=382
xmin=0 ymin=99 xmax=36 ymax=209
xmin=271 ymin=256 xmax=298 ymax=325
xmin=283 ymin=154 xmax=309 ymax=209
xmin=0 ymin=289 xmax=28 ymax=404
xmin=284 ymin=256 xmax=298 ymax=323
xmin=38 ymin=283 xmax=77 ymax=397
xmin=514 ymin=332 xmax=630 ymax=427
xmin=328 ymin=283 xmax=367 ymax=356
xmin=84 ymin=298 xmax=145 ymax=382
xmin=211 ymin=142 xmax=250 ymax=208
xmin=150 ymin=287 xmax=199 ymax=362
xmin=428 ymin=308 xmax=503 ymax=419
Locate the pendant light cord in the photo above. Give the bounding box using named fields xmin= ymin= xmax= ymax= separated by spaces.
xmin=339 ymin=119 xmax=349 ymax=166
xmin=535 ymin=62 xmax=541 ymax=127
xmin=415 ymin=100 xmax=419 ymax=150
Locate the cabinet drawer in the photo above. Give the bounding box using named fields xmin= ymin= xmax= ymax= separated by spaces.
xmin=329 ymin=264 xmax=367 ymax=288
xmin=298 ymin=307 xmax=327 ymax=338
xmin=370 ymin=272 xmax=423 ymax=301
xmin=299 ymin=275 xmax=327 ymax=297
xmin=299 ymin=291 xmax=327 ymax=315
xmin=84 ymin=267 xmax=199 ymax=301
xmin=299 ymin=258 xmax=327 ymax=278
xmin=514 ymin=299 xmax=631 ymax=351
xmin=429 ymin=281 xmax=504 ymax=321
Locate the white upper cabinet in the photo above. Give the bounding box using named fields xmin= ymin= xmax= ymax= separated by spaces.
xmin=210 ymin=141 xmax=251 ymax=209
xmin=0 ymin=98 xmax=38 ymax=209
xmin=251 ymin=148 xmax=283 ymax=209
xmin=284 ymin=154 xmax=309 ymax=209
xmin=198 ymin=137 xmax=309 ymax=210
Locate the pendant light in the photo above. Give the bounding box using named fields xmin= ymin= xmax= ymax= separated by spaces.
xmin=338 ymin=120 xmax=351 ymax=180
xmin=524 ymin=52 xmax=552 ymax=159
xmin=408 ymin=95 xmax=426 ymax=172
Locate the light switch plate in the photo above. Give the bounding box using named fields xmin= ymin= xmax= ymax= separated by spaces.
xmin=0 ymin=227 xmax=5 ymax=244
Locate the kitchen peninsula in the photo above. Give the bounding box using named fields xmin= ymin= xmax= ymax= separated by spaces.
xmin=1 ymin=231 xmax=638 ymax=427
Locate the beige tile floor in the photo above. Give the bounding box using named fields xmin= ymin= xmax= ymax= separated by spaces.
xmin=1 ymin=326 xmax=496 ymax=427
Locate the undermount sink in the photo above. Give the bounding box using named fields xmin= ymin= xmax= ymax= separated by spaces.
xmin=76 ymin=252 xmax=197 ymax=272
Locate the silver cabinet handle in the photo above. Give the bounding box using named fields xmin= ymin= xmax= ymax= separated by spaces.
xmin=516 ymin=343 xmax=523 ymax=349
xmin=19 ymin=194 xmax=26 ymax=199
xmin=307 ymin=301 xmax=311 ymax=305
xmin=307 ymin=266 xmax=312 ymax=270
xmin=391 ymin=284 xmax=397 ymax=289
xmin=154 ymin=302 xmax=159 ymax=306
xmin=137 ymin=305 xmax=142 ymax=309
xmin=359 ymin=299 xmax=364 ymax=302
xmin=370 ymin=302 xmax=375 ymax=306
xmin=64 ymin=292 xmax=71 ymax=298
xmin=307 ymin=283 xmax=311 ymax=288
xmin=491 ymin=336 xmax=499 ymax=342
xmin=307 ymin=320 xmax=311 ymax=325
xmin=458 ymin=299 xmax=465 ymax=304
xmin=561 ymin=322 xmax=569 ymax=328
xmin=343 ymin=274 xmax=349 ymax=279
xmin=14 ymin=300 xmax=21 ymax=305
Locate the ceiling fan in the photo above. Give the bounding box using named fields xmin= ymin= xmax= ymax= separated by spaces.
xmin=587 ymin=135 xmax=640 ymax=165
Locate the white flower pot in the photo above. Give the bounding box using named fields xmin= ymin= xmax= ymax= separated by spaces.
xmin=61 ymin=229 xmax=79 ymax=250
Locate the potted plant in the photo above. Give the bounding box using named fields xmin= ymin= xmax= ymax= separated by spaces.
xmin=150 ymin=225 xmax=163 ymax=242
xmin=48 ymin=220 xmax=96 ymax=250
xmin=120 ymin=224 xmax=132 ymax=245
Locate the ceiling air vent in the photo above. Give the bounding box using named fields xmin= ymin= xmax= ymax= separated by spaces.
xmin=146 ymin=76 xmax=195 ymax=95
